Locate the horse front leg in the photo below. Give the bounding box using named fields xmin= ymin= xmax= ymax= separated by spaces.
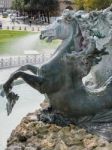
xmin=3 ymin=71 xmax=45 ymax=115
xmin=3 ymin=64 xmax=39 ymax=93
xmin=3 ymin=71 xmax=45 ymax=96
xmin=17 ymin=64 xmax=39 ymax=74
xmin=2 ymin=71 xmax=24 ymax=115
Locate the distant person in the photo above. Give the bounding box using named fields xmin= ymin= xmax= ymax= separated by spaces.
xmin=29 ymin=19 xmax=32 ymax=27
xmin=11 ymin=16 xmax=15 ymax=25
xmin=16 ymin=12 xmax=19 ymax=17
xmin=0 ymin=21 xmax=2 ymax=29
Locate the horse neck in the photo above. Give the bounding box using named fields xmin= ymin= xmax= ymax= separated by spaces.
xmin=44 ymin=33 xmax=74 ymax=66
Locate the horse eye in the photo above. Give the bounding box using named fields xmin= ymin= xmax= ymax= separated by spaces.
xmin=57 ymin=19 xmax=61 ymax=23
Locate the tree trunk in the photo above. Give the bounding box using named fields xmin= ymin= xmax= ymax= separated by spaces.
xmin=43 ymin=10 xmax=47 ymax=23
xmin=47 ymin=10 xmax=50 ymax=24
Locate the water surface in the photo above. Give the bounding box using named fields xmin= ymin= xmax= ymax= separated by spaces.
xmin=0 ymin=83 xmax=44 ymax=150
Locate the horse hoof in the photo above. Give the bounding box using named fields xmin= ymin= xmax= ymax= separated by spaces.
xmin=6 ymin=92 xmax=19 ymax=115
xmin=0 ymin=89 xmax=5 ymax=97
xmin=3 ymin=82 xmax=12 ymax=94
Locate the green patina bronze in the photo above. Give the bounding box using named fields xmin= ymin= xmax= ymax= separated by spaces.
xmin=2 ymin=8 xmax=112 ymax=141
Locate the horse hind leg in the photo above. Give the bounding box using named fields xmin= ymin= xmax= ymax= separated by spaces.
xmin=16 ymin=64 xmax=39 ymax=75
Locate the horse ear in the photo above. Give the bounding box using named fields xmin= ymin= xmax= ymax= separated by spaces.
xmin=62 ymin=9 xmax=75 ymax=21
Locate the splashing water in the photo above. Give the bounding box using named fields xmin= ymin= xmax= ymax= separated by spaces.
xmin=7 ymin=34 xmax=40 ymax=55
xmin=4 ymin=33 xmax=61 ymax=55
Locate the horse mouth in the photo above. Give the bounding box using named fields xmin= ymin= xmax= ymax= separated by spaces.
xmin=40 ymin=29 xmax=56 ymax=42
xmin=40 ymin=35 xmax=53 ymax=43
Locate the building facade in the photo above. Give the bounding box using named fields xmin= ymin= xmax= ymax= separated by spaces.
xmin=0 ymin=0 xmax=13 ymax=10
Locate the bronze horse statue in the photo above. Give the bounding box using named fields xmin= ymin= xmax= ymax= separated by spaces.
xmin=2 ymin=10 xmax=112 ymax=141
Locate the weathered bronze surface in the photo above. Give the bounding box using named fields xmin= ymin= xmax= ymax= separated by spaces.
xmin=2 ymin=7 xmax=112 ymax=141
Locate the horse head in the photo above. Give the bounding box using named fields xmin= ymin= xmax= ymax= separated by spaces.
xmin=40 ymin=10 xmax=75 ymax=42
xmin=40 ymin=10 xmax=83 ymax=51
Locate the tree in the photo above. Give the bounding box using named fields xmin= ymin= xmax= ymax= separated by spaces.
xmin=12 ymin=0 xmax=59 ymax=23
xmin=83 ymin=0 xmax=111 ymax=10
xmin=73 ymin=0 xmax=112 ymax=10
xmin=37 ymin=0 xmax=59 ymax=23
xmin=12 ymin=0 xmax=25 ymax=12
xmin=74 ymin=0 xmax=84 ymax=10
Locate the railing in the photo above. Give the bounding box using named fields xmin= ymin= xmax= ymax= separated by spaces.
xmin=1 ymin=25 xmax=46 ymax=32
xmin=0 ymin=54 xmax=52 ymax=69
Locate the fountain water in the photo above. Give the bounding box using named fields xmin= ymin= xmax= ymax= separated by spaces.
xmin=6 ymin=34 xmax=40 ymax=55
xmin=3 ymin=33 xmax=60 ymax=55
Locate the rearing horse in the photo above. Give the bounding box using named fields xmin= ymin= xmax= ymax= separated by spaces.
xmin=2 ymin=10 xmax=112 ymax=141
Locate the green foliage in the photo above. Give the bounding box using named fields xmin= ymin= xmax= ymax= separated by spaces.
xmin=74 ymin=0 xmax=112 ymax=10
xmin=12 ymin=0 xmax=59 ymax=12
xmin=12 ymin=0 xmax=25 ymax=11
xmin=12 ymin=0 xmax=59 ymax=23
xmin=74 ymin=0 xmax=84 ymax=10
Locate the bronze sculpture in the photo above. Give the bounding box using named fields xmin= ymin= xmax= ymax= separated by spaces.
xmin=2 ymin=8 xmax=112 ymax=141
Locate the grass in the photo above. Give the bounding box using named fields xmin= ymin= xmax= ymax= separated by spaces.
xmin=0 ymin=30 xmax=30 ymax=54
xmin=0 ymin=30 xmax=61 ymax=55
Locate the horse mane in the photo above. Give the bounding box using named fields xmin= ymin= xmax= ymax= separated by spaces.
xmin=62 ymin=9 xmax=84 ymax=52
xmin=61 ymin=10 xmax=110 ymax=86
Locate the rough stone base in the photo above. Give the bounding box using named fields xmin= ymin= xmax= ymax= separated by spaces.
xmin=6 ymin=101 xmax=112 ymax=150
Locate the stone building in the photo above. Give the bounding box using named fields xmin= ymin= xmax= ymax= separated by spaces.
xmin=0 ymin=0 xmax=13 ymax=10
xmin=58 ymin=0 xmax=74 ymax=14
